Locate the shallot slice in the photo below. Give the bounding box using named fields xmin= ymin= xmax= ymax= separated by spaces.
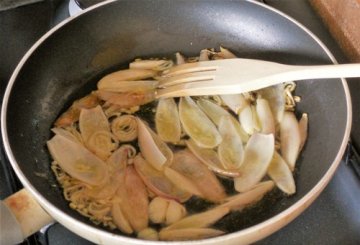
xmin=97 ymin=80 xmax=158 ymax=93
xmin=163 ymin=206 xmax=229 ymax=230
xmin=171 ymin=150 xmax=226 ymax=202
xmin=239 ymin=104 xmax=259 ymax=135
xmin=98 ymin=68 xmax=157 ymax=84
xmin=116 ymin=166 xmax=149 ymax=232
xmin=155 ymin=98 xmax=181 ymax=143
xmin=164 ymin=167 xmax=204 ymax=197
xmin=85 ymin=172 xmax=122 ymax=199
xmin=137 ymin=228 xmax=159 ymax=241
xmin=186 ymin=139 xmax=241 ymax=178
xmin=51 ymin=127 xmax=81 ymax=144
xmin=234 ymin=133 xmax=275 ymax=192
xmin=175 ymin=52 xmax=186 ymax=65
xmin=137 ymin=118 xmax=173 ymax=171
xmin=159 ymin=228 xmax=224 ymax=241
xmin=214 ymin=46 xmax=237 ymax=59
xmin=221 ymin=180 xmax=275 ymax=211
xmin=196 ymin=98 xmax=248 ymax=142
xmin=134 ymin=155 xmax=191 ymax=202
xmin=199 ymin=49 xmax=211 ymax=61
xmin=256 ymin=98 xmax=275 ymax=135
xmin=111 ymin=201 xmax=133 ymax=234
xmin=79 ymin=105 xmax=109 ymax=142
xmin=257 ymin=84 xmax=286 ymax=124
xmin=267 ymin=152 xmax=296 ymax=195
xmin=218 ymin=115 xmax=245 ymax=170
xmin=47 ymin=134 xmax=108 ymax=186
xmin=96 ymin=90 xmax=155 ymax=108
xmin=179 ymin=96 xmax=222 ymax=148
xmin=280 ymin=111 xmax=301 ymax=171
xmin=219 ymin=94 xmax=248 ymax=115
xmin=130 ymin=59 xmax=173 ymax=71
xmin=298 ymin=113 xmax=308 ymax=152
xmin=106 ymin=145 xmax=132 ymax=171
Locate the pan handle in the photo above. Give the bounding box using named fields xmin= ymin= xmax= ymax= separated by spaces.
xmin=0 ymin=188 xmax=54 ymax=245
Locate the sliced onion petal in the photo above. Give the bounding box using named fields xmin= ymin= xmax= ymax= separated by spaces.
xmin=256 ymin=98 xmax=275 ymax=135
xmin=179 ymin=96 xmax=222 ymax=148
xmin=116 ymin=166 xmax=149 ymax=232
xmin=155 ymin=98 xmax=181 ymax=143
xmin=221 ymin=180 xmax=275 ymax=211
xmin=186 ymin=139 xmax=241 ymax=178
xmin=298 ymin=113 xmax=308 ymax=152
xmin=79 ymin=105 xmax=110 ymax=142
xmin=197 ymin=98 xmax=248 ymax=142
xmin=111 ymin=201 xmax=133 ymax=234
xmin=130 ymin=59 xmax=173 ymax=71
xmin=171 ymin=150 xmax=226 ymax=202
xmin=234 ymin=133 xmax=275 ymax=192
xmin=47 ymin=134 xmax=108 ymax=186
xmin=239 ymin=104 xmax=257 ymax=135
xmin=134 ymin=155 xmax=191 ymax=202
xmin=218 ymin=115 xmax=244 ymax=170
xmin=280 ymin=111 xmax=301 ymax=171
xmin=98 ymin=80 xmax=158 ymax=93
xmin=98 ymin=69 xmax=157 ymax=85
xmin=267 ymin=152 xmax=296 ymax=195
xmin=164 ymin=167 xmax=204 ymax=197
xmin=163 ymin=206 xmax=229 ymax=231
xmin=257 ymin=84 xmax=286 ymax=124
xmin=137 ymin=118 xmax=172 ymax=171
xmin=219 ymin=94 xmax=247 ymax=115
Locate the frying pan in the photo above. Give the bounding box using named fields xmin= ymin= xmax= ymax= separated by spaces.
xmin=0 ymin=0 xmax=352 ymax=244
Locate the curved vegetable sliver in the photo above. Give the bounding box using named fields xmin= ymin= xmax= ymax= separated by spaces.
xmin=98 ymin=80 xmax=158 ymax=93
xmin=79 ymin=105 xmax=110 ymax=142
xmin=47 ymin=134 xmax=108 ymax=186
xmin=163 ymin=206 xmax=229 ymax=231
xmin=111 ymin=201 xmax=133 ymax=234
xmin=267 ymin=152 xmax=296 ymax=195
xmin=164 ymin=167 xmax=204 ymax=197
xmin=239 ymin=104 xmax=259 ymax=135
xmin=155 ymin=98 xmax=181 ymax=143
xmin=221 ymin=180 xmax=275 ymax=211
xmin=234 ymin=133 xmax=274 ymax=192
xmin=298 ymin=113 xmax=308 ymax=152
xmin=171 ymin=150 xmax=226 ymax=202
xmin=133 ymin=155 xmax=191 ymax=202
xmin=137 ymin=118 xmax=173 ymax=171
xmin=186 ymin=139 xmax=241 ymax=178
xmin=218 ymin=115 xmax=245 ymax=170
xmin=256 ymin=98 xmax=275 ymax=135
xmin=257 ymin=84 xmax=286 ymax=124
xmin=219 ymin=94 xmax=247 ymax=115
xmin=197 ymin=98 xmax=248 ymax=142
xmin=98 ymin=68 xmax=157 ymax=84
xmin=115 ymin=166 xmax=149 ymax=232
xmin=179 ymin=96 xmax=222 ymax=148
xmin=130 ymin=59 xmax=173 ymax=71
xmin=280 ymin=111 xmax=301 ymax=171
